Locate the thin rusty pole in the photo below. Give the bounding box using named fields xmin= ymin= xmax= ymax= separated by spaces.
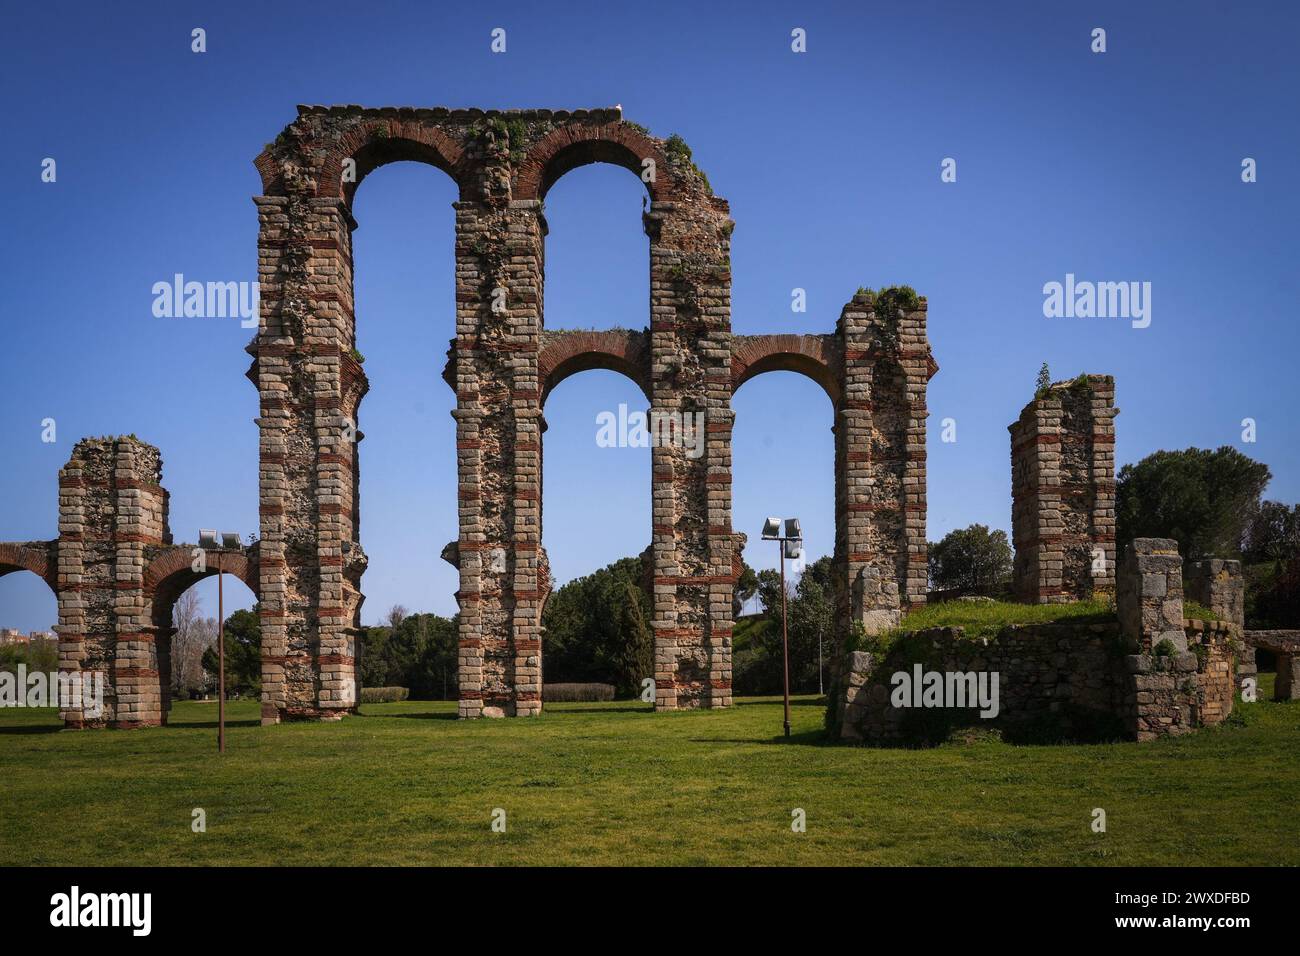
xmin=779 ymin=538 xmax=791 ymax=739
xmin=217 ymin=551 xmax=225 ymax=754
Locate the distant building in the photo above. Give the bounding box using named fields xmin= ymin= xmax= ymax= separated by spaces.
xmin=0 ymin=629 xmax=56 ymax=646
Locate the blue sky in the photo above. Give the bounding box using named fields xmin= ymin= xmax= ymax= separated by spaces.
xmin=2 ymin=0 xmax=1298 ymax=630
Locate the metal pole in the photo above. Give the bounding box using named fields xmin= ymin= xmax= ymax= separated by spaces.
xmin=818 ymin=622 xmax=824 ymax=696
xmin=779 ymin=538 xmax=791 ymax=739
xmin=217 ymin=551 xmax=225 ymax=754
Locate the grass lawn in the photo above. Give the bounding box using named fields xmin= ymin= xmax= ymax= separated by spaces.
xmin=2 ymin=680 xmax=1296 ymax=866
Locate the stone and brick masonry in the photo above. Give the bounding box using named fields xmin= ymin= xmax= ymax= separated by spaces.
xmin=831 ymin=538 xmax=1239 ymax=743
xmin=0 ymin=106 xmax=936 ymax=727
xmin=1010 ymin=375 xmax=1117 ymax=603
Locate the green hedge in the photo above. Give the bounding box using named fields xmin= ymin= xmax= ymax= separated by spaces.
xmin=360 ymin=686 xmax=409 ymax=704
xmin=543 ymin=683 xmax=615 ymax=702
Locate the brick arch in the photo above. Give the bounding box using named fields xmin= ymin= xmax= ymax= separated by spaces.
xmin=731 ymin=334 xmax=840 ymax=406
xmin=516 ymin=124 xmax=670 ymax=202
xmin=539 ymin=330 xmax=652 ymax=407
xmin=144 ymin=546 xmax=260 ymax=629
xmin=0 ymin=541 xmax=56 ymax=592
xmin=255 ymin=118 xmax=467 ymax=202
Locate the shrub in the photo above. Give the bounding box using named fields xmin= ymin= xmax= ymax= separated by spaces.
xmin=542 ymin=683 xmax=615 ymax=702
xmin=360 ymin=686 xmax=409 ymax=704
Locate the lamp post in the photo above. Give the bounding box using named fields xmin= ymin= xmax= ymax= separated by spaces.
xmin=199 ymin=530 xmax=242 ymax=754
xmin=762 ymin=517 xmax=802 ymax=739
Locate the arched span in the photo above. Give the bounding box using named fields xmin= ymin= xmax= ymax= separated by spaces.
xmin=539 ymin=330 xmax=652 ymax=408
xmin=516 ymin=123 xmax=669 ymax=202
xmin=0 ymin=541 xmax=56 ymax=592
xmin=144 ymin=546 xmax=260 ymax=629
xmin=255 ymin=112 xmax=467 ymax=204
xmin=731 ymin=334 xmax=840 ymax=406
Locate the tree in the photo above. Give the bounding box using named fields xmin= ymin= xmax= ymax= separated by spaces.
xmin=1242 ymin=500 xmax=1300 ymax=563
xmin=929 ymin=524 xmax=1013 ymax=591
xmin=541 ymin=556 xmax=654 ymax=696
xmin=1036 ymin=362 xmax=1051 ymax=395
xmin=170 ymin=589 xmax=212 ymax=698
xmin=200 ymin=607 xmax=262 ymax=696
xmin=733 ymin=561 xmax=759 ymax=617
xmin=1116 ymin=447 xmax=1271 ymax=558
xmin=357 ymin=612 xmax=458 ymax=698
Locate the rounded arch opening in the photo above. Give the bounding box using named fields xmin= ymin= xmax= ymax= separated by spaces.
xmin=540 ymin=368 xmax=654 ymax=699
xmin=540 ymin=162 xmax=650 ymax=335
xmin=730 ymin=370 xmax=836 ymax=697
xmin=0 ymin=568 xmax=58 ymax=676
xmin=154 ymin=572 xmax=258 ymax=719
xmin=348 ymin=158 xmax=462 ymax=663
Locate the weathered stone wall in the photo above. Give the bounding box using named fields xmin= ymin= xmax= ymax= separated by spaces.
xmin=1 ymin=438 xmax=260 ymax=729
xmin=830 ymin=616 xmax=1236 ymax=745
xmin=830 ymin=622 xmax=1126 ymax=743
xmin=54 ymin=438 xmax=170 ymax=727
xmin=833 ymin=293 xmax=935 ymax=642
xmin=0 ymin=106 xmax=939 ymax=727
xmin=248 ymin=105 xmax=937 ymax=717
xmin=830 ymin=538 xmax=1239 ymax=744
xmin=1243 ymin=630 xmax=1300 ymax=701
xmin=1010 ymin=375 xmax=1117 ymax=603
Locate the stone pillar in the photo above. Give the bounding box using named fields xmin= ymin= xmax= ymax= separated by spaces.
xmin=56 ymin=437 xmax=171 ymax=728
xmin=1118 ymin=538 xmax=1185 ymax=653
xmin=451 ymin=181 xmax=546 ymax=717
xmin=1010 ymin=375 xmax=1116 ymax=603
xmin=834 ymin=291 xmax=932 ymax=639
xmin=1185 ymin=559 xmax=1244 ymax=629
xmin=646 ymin=193 xmax=736 ymax=710
xmin=1276 ymin=653 xmax=1299 ymax=701
xmin=1186 ymin=558 xmax=1250 ymax=691
xmin=254 ymin=192 xmax=364 ymax=723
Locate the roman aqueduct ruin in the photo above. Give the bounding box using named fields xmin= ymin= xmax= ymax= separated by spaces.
xmin=1 ymin=106 xmax=1286 ymax=736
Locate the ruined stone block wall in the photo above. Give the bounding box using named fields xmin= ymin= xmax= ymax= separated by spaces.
xmin=55 ymin=437 xmax=170 ymax=728
xmin=830 ymin=615 xmax=1235 ymax=745
xmin=1010 ymin=375 xmax=1116 ymax=603
xmin=834 ymin=293 xmax=933 ymax=640
xmin=830 ymin=622 xmax=1126 ymax=743
xmin=252 ymin=106 xmax=739 ymax=717
xmin=1243 ymin=630 xmax=1300 ymax=700
xmin=646 ymin=189 xmax=736 ymax=710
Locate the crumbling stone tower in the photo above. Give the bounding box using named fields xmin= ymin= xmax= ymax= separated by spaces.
xmin=0 ymin=437 xmax=258 ymax=728
xmin=833 ymin=292 xmax=933 ymax=634
xmin=1009 ymin=375 xmax=1117 ymax=603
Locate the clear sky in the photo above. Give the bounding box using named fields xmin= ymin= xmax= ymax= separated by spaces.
xmin=2 ymin=0 xmax=1297 ymax=631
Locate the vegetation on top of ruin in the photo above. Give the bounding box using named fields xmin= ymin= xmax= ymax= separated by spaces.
xmin=863 ymin=597 xmax=1117 ymax=648
xmin=662 ymin=133 xmax=712 ymax=195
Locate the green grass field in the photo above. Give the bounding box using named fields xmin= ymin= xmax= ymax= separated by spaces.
xmin=2 ymin=681 xmax=1296 ymax=866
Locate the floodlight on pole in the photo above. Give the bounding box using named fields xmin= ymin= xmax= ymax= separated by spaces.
xmin=761 ymin=516 xmax=802 ymax=739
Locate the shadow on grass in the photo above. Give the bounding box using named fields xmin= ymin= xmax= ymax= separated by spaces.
xmin=733 ymin=697 xmax=826 ymax=708
xmin=376 ymin=711 xmax=460 ymax=721
xmin=0 ymin=724 xmax=63 ymax=735
xmin=688 ymin=729 xmax=830 ymax=747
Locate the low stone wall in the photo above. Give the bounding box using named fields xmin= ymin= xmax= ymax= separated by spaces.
xmin=1243 ymin=629 xmax=1300 ymax=701
xmin=1125 ymin=619 xmax=1237 ymax=741
xmin=829 ymin=617 xmax=1237 ymax=745
xmin=829 ymin=622 xmax=1124 ymax=744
